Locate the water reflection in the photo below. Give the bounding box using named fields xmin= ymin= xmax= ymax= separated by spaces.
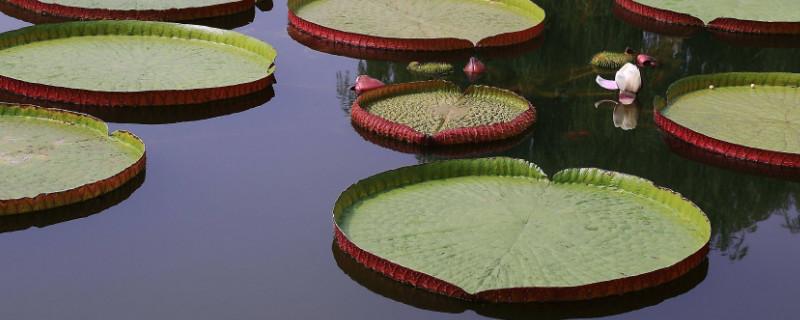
xmin=255 ymin=0 xmax=274 ymax=12
xmin=594 ymin=98 xmax=642 ymax=130
xmin=288 ymin=25 xmax=544 ymax=63
xmin=353 ymin=123 xmax=534 ymax=158
xmin=0 ymin=2 xmax=256 ymax=30
xmin=0 ymin=86 xmax=275 ymax=124
xmin=0 ymin=169 xmax=145 ymax=234
xmin=333 ymin=240 xmax=708 ymax=319
xmin=661 ymin=130 xmax=800 ymax=183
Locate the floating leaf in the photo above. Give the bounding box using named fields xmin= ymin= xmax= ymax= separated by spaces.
xmin=0 ymin=104 xmax=145 ymax=214
xmin=0 ymin=20 xmax=277 ymax=106
xmin=616 ymin=0 xmax=800 ymax=34
xmin=1 ymin=0 xmax=253 ymax=21
xmin=655 ymin=72 xmax=800 ymax=167
xmin=288 ymin=0 xmax=545 ymax=50
xmin=334 ymin=158 xmax=710 ymax=302
xmin=407 ymin=61 xmax=453 ymax=77
xmin=351 ymin=80 xmax=535 ymax=145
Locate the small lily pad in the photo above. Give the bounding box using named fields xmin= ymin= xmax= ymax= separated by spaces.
xmin=0 ymin=20 xmax=277 ymax=106
xmin=1 ymin=104 xmax=145 ymax=214
xmin=1 ymin=0 xmax=253 ymax=21
xmin=288 ymin=0 xmax=545 ymax=50
xmin=351 ymin=80 xmax=535 ymax=145
xmin=334 ymin=157 xmax=710 ymax=302
xmin=654 ymin=72 xmax=800 ymax=167
xmin=616 ymin=0 xmax=800 ymax=34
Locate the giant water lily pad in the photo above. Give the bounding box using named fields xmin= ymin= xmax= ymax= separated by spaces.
xmin=616 ymin=0 xmax=800 ymax=34
xmin=0 ymin=104 xmax=145 ymax=214
xmin=0 ymin=0 xmax=253 ymax=21
xmin=0 ymin=20 xmax=277 ymax=106
xmin=289 ymin=0 xmax=545 ymax=50
xmin=351 ymin=80 xmax=535 ymax=145
xmin=655 ymin=72 xmax=800 ymax=167
xmin=334 ymin=158 xmax=710 ymax=302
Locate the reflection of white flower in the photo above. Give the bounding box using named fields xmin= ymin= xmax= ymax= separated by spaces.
xmin=613 ymin=101 xmax=640 ymax=130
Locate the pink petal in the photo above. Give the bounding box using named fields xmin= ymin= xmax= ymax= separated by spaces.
xmin=619 ymin=91 xmax=636 ymax=104
xmin=596 ymin=75 xmax=618 ymax=90
xmin=353 ymin=75 xmax=385 ymax=95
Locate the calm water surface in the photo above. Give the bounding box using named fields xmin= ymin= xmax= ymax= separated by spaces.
xmin=2 ymin=1 xmax=800 ymax=319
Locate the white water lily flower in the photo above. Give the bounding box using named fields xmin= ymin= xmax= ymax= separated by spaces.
xmin=596 ymin=62 xmax=641 ymax=104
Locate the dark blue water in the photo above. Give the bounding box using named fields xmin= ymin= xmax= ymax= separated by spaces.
xmin=2 ymin=1 xmax=800 ymax=319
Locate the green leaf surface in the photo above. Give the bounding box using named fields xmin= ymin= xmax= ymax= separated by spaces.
xmin=0 ymin=104 xmax=144 ymax=200
xmin=0 ymin=21 xmax=276 ymax=92
xmin=360 ymin=81 xmax=530 ymax=135
xmin=661 ymin=72 xmax=800 ymax=154
xmin=292 ymin=0 xmax=545 ymax=44
xmin=37 ymin=0 xmax=237 ymax=10
xmin=633 ymin=0 xmax=800 ymax=24
xmin=334 ymin=158 xmax=709 ymax=294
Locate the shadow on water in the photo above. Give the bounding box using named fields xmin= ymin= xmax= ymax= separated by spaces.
xmin=332 ymin=240 xmax=709 ymax=320
xmin=0 ymin=169 xmax=145 ymax=234
xmin=0 ymin=85 xmax=275 ymax=124
xmin=287 ymin=25 xmax=544 ymax=64
xmin=352 ymin=122 xmax=535 ymax=158
xmin=0 ymin=2 xmax=257 ymax=30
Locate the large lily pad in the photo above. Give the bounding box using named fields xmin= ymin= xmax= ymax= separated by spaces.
xmin=288 ymin=0 xmax=545 ymax=50
xmin=352 ymin=80 xmax=535 ymax=145
xmin=616 ymin=0 xmax=800 ymax=34
xmin=0 ymin=20 xmax=277 ymax=106
xmin=0 ymin=104 xmax=145 ymax=214
xmin=655 ymin=72 xmax=800 ymax=168
xmin=333 ymin=158 xmax=710 ymax=302
xmin=1 ymin=0 xmax=253 ymax=21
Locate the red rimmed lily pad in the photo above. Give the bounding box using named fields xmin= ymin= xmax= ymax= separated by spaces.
xmin=0 ymin=20 xmax=277 ymax=106
xmin=0 ymin=0 xmax=253 ymax=21
xmin=288 ymin=0 xmax=545 ymax=51
xmin=351 ymin=80 xmax=535 ymax=145
xmin=615 ymin=0 xmax=800 ymax=34
xmin=654 ymin=72 xmax=800 ymax=168
xmin=333 ymin=157 xmax=710 ymax=302
xmin=0 ymin=104 xmax=145 ymax=215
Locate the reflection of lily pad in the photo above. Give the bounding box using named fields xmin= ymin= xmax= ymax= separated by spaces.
xmin=351 ymin=80 xmax=535 ymax=145
xmin=0 ymin=104 xmax=145 ymax=214
xmin=288 ymin=0 xmax=545 ymax=50
xmin=655 ymin=72 xmax=800 ymax=167
xmin=615 ymin=0 xmax=800 ymax=34
xmin=0 ymin=169 xmax=145 ymax=233
xmin=0 ymin=85 xmax=275 ymax=124
xmin=0 ymin=20 xmax=277 ymax=106
xmin=334 ymin=158 xmax=710 ymax=302
xmin=1 ymin=0 xmax=253 ymax=21
xmin=333 ymin=240 xmax=709 ymax=317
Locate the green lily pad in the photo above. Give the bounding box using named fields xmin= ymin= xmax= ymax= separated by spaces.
xmin=334 ymin=158 xmax=710 ymax=302
xmin=288 ymin=0 xmax=545 ymax=50
xmin=2 ymin=0 xmax=253 ymax=21
xmin=616 ymin=0 xmax=800 ymax=34
xmin=0 ymin=104 xmax=145 ymax=214
xmin=351 ymin=80 xmax=535 ymax=145
xmin=655 ymin=72 xmax=800 ymax=167
xmin=0 ymin=20 xmax=277 ymax=106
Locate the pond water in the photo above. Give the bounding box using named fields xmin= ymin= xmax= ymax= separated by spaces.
xmin=2 ymin=1 xmax=800 ymax=319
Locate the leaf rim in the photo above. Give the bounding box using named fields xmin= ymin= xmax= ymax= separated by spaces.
xmin=351 ymin=80 xmax=536 ymax=146
xmin=0 ymin=103 xmax=146 ymax=215
xmin=0 ymin=20 xmax=277 ymax=106
xmin=332 ymin=157 xmax=710 ymax=302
